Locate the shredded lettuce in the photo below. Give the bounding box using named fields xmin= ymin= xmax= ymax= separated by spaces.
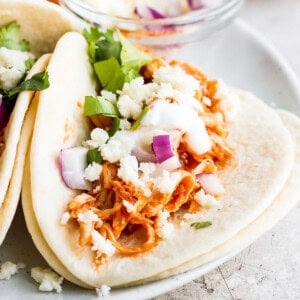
xmin=0 ymin=21 xmax=30 ymax=51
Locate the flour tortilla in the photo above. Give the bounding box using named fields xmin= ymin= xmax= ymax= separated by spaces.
xmin=0 ymin=55 xmax=51 ymax=246
xmin=21 ymin=106 xmax=90 ymax=288
xmin=0 ymin=0 xmax=82 ymax=245
xmin=132 ymin=109 xmax=300 ymax=284
xmin=27 ymin=31 xmax=295 ymax=287
xmin=0 ymin=0 xmax=83 ymax=56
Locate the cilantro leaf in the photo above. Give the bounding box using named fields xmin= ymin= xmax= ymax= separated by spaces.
xmin=84 ymin=96 xmax=120 ymax=117
xmin=8 ymin=71 xmax=49 ymax=97
xmin=84 ymin=28 xmax=121 ymax=64
xmin=87 ymin=148 xmax=103 ymax=164
xmin=94 ymin=57 xmax=125 ymax=92
xmin=0 ymin=21 xmax=30 ymax=51
xmin=83 ymin=27 xmax=152 ymax=93
xmin=119 ymin=33 xmax=151 ymax=82
xmin=131 ymin=106 xmax=150 ymax=131
xmin=190 ymin=221 xmax=212 ymax=229
xmin=108 ymin=117 xmax=120 ymax=137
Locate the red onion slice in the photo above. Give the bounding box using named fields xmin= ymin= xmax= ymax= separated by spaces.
xmin=187 ymin=0 xmax=206 ymax=10
xmin=0 ymin=97 xmax=9 ymax=131
xmin=152 ymin=134 xmax=174 ymax=163
xmin=196 ymin=173 xmax=225 ymax=196
xmin=134 ymin=5 xmax=166 ymax=19
xmin=152 ymin=156 xmax=181 ymax=176
xmin=132 ymin=146 xmax=157 ymax=163
xmin=60 ymin=147 xmax=91 ymax=190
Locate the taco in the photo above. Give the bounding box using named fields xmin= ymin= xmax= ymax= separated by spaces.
xmin=24 ymin=29 xmax=296 ymax=288
xmin=0 ymin=0 xmax=81 ymax=245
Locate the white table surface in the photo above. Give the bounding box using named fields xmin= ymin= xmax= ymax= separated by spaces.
xmin=155 ymin=0 xmax=300 ymax=299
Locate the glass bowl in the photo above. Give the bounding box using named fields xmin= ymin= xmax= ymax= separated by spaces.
xmin=60 ymin=0 xmax=244 ymax=47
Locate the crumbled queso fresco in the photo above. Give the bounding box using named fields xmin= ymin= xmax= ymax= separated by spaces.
xmin=0 ymin=47 xmax=33 ymax=91
xmin=31 ymin=267 xmax=64 ymax=293
xmin=0 ymin=261 xmax=25 ymax=280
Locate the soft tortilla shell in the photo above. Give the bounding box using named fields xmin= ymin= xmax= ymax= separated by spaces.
xmin=29 ymin=31 xmax=294 ymax=287
xmin=22 ymin=124 xmax=90 ymax=288
xmin=132 ymin=110 xmax=300 ymax=284
xmin=0 ymin=0 xmax=81 ymax=223
xmin=0 ymin=55 xmax=50 ymax=217
xmin=0 ymin=0 xmax=82 ymax=56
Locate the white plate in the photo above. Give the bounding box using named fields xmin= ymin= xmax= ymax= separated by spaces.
xmin=1 ymin=19 xmax=300 ymax=300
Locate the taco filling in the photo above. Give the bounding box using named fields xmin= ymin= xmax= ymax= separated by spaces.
xmin=0 ymin=21 xmax=49 ymax=157
xmin=59 ymin=28 xmax=235 ymax=266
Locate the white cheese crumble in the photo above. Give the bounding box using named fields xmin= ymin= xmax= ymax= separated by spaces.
xmin=214 ymin=80 xmax=240 ymax=121
xmin=84 ymin=162 xmax=102 ymax=182
xmin=91 ymin=230 xmax=116 ymax=257
xmin=101 ymin=90 xmax=117 ymax=103
xmin=0 ymin=261 xmax=25 ymax=280
xmin=117 ymin=94 xmax=142 ymax=120
xmin=153 ymin=65 xmax=200 ymax=97
xmin=156 ymin=211 xmax=174 ymax=239
xmin=101 ymin=137 xmax=132 ymax=163
xmin=78 ymin=210 xmax=100 ymax=223
xmin=154 ymin=170 xmax=182 ymax=194
xmin=83 ymin=128 xmax=109 ymax=149
xmin=31 ymin=267 xmax=63 ymax=293
xmin=118 ymin=155 xmax=139 ymax=183
xmin=60 ymin=212 xmax=70 ymax=225
xmin=194 ymin=189 xmax=222 ymax=210
xmin=96 ymin=284 xmax=111 ymax=298
xmin=0 ymin=47 xmax=32 ymax=91
xmin=122 ymin=199 xmax=136 ymax=213
xmin=119 ymin=118 xmax=131 ymax=130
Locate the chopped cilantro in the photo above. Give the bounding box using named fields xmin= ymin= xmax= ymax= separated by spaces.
xmin=8 ymin=72 xmax=50 ymax=98
xmin=190 ymin=221 xmax=212 ymax=229
xmin=83 ymin=27 xmax=152 ymax=93
xmin=108 ymin=117 xmax=120 ymax=137
xmin=87 ymin=148 xmax=103 ymax=164
xmin=0 ymin=21 xmax=30 ymax=51
xmin=94 ymin=57 xmax=124 ymax=92
xmin=84 ymin=96 xmax=120 ymax=117
xmin=131 ymin=106 xmax=150 ymax=131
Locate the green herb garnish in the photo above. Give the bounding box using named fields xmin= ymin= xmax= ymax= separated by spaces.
xmin=108 ymin=117 xmax=120 ymax=137
xmin=83 ymin=27 xmax=151 ymax=92
xmin=131 ymin=106 xmax=150 ymax=131
xmin=84 ymin=96 xmax=120 ymax=117
xmin=8 ymin=71 xmax=50 ymax=97
xmin=87 ymin=148 xmax=103 ymax=164
xmin=190 ymin=221 xmax=212 ymax=229
xmin=0 ymin=21 xmax=30 ymax=51
xmin=94 ymin=57 xmax=124 ymax=92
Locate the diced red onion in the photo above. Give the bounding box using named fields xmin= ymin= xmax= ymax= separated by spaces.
xmin=59 ymin=147 xmax=91 ymax=190
xmin=187 ymin=0 xmax=206 ymax=10
xmin=152 ymin=134 xmax=174 ymax=163
xmin=152 ymin=156 xmax=181 ymax=177
xmin=134 ymin=5 xmax=166 ymax=19
xmin=0 ymin=97 xmax=9 ymax=131
xmin=132 ymin=147 xmax=157 ymax=163
xmin=196 ymin=173 xmax=225 ymax=196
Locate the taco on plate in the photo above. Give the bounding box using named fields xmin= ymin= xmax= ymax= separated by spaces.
xmin=0 ymin=0 xmax=81 ymax=245
xmin=24 ymin=28 xmax=296 ymax=288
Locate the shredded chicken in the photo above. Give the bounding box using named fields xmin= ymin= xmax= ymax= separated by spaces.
xmin=65 ymin=58 xmax=234 ymax=266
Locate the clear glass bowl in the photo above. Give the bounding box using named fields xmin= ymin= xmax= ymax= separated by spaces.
xmin=60 ymin=0 xmax=244 ymax=47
